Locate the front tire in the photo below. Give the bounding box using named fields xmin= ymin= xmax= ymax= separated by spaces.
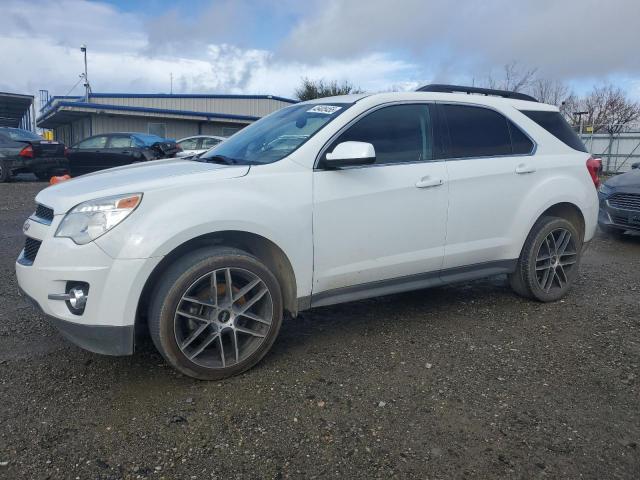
xmin=509 ymin=216 xmax=582 ymax=302
xmin=148 ymin=247 xmax=283 ymax=380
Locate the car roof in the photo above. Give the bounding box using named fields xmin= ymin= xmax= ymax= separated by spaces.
xmin=300 ymin=91 xmax=558 ymax=112
xmin=177 ymin=135 xmax=226 ymax=141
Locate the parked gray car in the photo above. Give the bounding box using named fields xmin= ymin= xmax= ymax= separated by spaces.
xmin=0 ymin=127 xmax=67 ymax=182
xmin=598 ymin=168 xmax=640 ymax=234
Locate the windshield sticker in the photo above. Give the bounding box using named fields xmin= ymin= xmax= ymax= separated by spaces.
xmin=307 ymin=105 xmax=342 ymax=115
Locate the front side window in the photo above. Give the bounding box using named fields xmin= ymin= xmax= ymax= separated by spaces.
xmin=200 ymin=103 xmax=352 ymax=165
xmin=442 ymin=104 xmax=512 ymax=158
xmin=76 ymin=135 xmax=108 ymax=149
xmin=329 ymin=104 xmax=434 ymax=165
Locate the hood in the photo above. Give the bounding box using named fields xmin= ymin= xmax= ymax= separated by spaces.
xmin=605 ymin=169 xmax=640 ymax=191
xmin=36 ymin=159 xmax=249 ymax=214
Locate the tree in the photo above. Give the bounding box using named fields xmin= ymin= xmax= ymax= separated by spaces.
xmin=530 ymin=78 xmax=570 ymax=106
xmin=295 ymin=77 xmax=363 ymax=101
xmin=484 ymin=61 xmax=537 ymax=93
xmin=561 ymin=84 xmax=639 ymax=134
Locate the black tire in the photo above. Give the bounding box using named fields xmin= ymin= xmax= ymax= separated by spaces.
xmin=148 ymin=246 xmax=283 ymax=380
xmin=0 ymin=160 xmax=11 ymax=182
xmin=509 ymin=216 xmax=582 ymax=302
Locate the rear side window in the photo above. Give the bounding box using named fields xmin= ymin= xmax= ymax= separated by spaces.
xmin=330 ymin=104 xmax=434 ymax=165
xmin=442 ymin=104 xmax=512 ymax=158
xmin=108 ymin=136 xmax=134 ymax=148
xmin=508 ymin=121 xmax=534 ymax=154
xmin=521 ymin=110 xmax=587 ymax=152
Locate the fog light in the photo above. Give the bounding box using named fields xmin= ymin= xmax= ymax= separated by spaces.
xmin=48 ymin=282 xmax=89 ymax=315
xmin=68 ymin=287 xmax=87 ymax=310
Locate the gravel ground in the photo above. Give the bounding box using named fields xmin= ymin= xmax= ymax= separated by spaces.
xmin=1 ymin=179 xmax=638 ymax=479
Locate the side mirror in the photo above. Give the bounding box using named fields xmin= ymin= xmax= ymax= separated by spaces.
xmin=322 ymin=141 xmax=376 ymax=169
xmin=632 ymin=162 xmax=639 ymax=170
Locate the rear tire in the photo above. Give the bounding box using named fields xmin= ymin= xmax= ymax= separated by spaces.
xmin=509 ymin=216 xmax=582 ymax=302
xmin=148 ymin=246 xmax=283 ymax=380
xmin=0 ymin=161 xmax=11 ymax=182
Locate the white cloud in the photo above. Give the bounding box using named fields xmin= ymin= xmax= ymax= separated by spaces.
xmin=1 ymin=0 xmax=640 ymax=104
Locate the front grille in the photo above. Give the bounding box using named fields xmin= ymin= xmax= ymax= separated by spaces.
xmin=34 ymin=204 xmax=54 ymax=222
xmin=23 ymin=237 xmax=42 ymax=263
xmin=608 ymin=193 xmax=640 ymax=211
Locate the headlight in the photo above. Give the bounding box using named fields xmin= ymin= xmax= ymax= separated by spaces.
xmin=598 ymin=183 xmax=613 ymax=196
xmin=56 ymin=193 xmax=142 ymax=245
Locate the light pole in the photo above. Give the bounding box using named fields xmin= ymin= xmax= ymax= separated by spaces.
xmin=80 ymin=44 xmax=91 ymax=100
xmin=574 ymin=110 xmax=588 ymax=136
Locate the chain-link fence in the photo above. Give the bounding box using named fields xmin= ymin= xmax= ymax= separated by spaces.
xmin=578 ymin=125 xmax=640 ymax=173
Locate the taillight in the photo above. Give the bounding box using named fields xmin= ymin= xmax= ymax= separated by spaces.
xmin=19 ymin=144 xmax=34 ymax=158
xmin=586 ymin=156 xmax=601 ymax=188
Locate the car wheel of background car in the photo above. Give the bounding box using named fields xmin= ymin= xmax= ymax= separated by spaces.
xmin=0 ymin=160 xmax=11 ymax=182
xmin=509 ymin=216 xmax=582 ymax=302
xmin=148 ymin=246 xmax=283 ymax=380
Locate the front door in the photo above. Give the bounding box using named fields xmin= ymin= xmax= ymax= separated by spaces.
xmin=312 ymin=103 xmax=449 ymax=303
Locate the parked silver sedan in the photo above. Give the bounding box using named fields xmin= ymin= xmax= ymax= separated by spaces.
xmin=176 ymin=135 xmax=226 ymax=158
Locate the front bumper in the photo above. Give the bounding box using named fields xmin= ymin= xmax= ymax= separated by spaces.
xmin=598 ymin=195 xmax=640 ymax=232
xmin=16 ymin=217 xmax=162 ymax=355
xmin=18 ymin=286 xmax=134 ymax=355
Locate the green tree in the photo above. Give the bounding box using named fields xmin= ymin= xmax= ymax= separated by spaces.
xmin=294 ymin=77 xmax=363 ymax=101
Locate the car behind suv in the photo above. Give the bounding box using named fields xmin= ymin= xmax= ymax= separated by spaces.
xmin=16 ymin=85 xmax=599 ymax=380
xmin=0 ymin=127 xmax=67 ymax=181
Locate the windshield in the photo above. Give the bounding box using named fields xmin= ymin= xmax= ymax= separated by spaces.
xmin=198 ymin=103 xmax=352 ymax=165
xmin=3 ymin=128 xmax=41 ymax=141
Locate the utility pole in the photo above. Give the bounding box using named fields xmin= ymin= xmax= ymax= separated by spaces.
xmin=80 ymin=44 xmax=91 ymax=100
xmin=170 ymin=72 xmax=173 ymax=94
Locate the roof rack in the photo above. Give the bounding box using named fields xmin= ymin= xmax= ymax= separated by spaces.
xmin=416 ymin=84 xmax=538 ymax=102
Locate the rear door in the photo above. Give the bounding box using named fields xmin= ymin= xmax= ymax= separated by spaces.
xmin=312 ymin=103 xmax=449 ymax=301
xmin=67 ymin=135 xmax=109 ymax=175
xmin=438 ymin=103 xmax=536 ymax=269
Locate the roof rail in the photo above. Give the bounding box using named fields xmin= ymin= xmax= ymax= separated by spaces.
xmin=416 ymin=84 xmax=538 ymax=102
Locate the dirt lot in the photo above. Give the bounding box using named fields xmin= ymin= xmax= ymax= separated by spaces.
xmin=1 ymin=179 xmax=638 ymax=479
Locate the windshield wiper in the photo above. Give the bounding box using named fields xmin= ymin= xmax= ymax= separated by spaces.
xmin=199 ymin=155 xmax=238 ymax=165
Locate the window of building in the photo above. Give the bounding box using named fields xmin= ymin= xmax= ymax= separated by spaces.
xmin=148 ymin=123 xmax=167 ymax=139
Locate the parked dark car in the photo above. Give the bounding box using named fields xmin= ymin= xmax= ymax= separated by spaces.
xmin=66 ymin=133 xmax=181 ymax=176
xmin=0 ymin=127 xmax=68 ymax=182
xmin=598 ymin=168 xmax=640 ymax=234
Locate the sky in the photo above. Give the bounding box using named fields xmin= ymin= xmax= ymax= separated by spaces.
xmin=1 ymin=0 xmax=640 ymax=105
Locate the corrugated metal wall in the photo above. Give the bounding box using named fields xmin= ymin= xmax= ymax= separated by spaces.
xmin=90 ymin=115 xmax=245 ymax=140
xmin=89 ymin=96 xmax=292 ymax=117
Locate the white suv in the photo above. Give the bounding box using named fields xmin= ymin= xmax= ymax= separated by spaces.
xmin=16 ymin=85 xmax=600 ymax=380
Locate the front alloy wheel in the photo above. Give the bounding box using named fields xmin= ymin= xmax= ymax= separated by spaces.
xmin=149 ymin=247 xmax=283 ymax=380
xmin=174 ymin=267 xmax=274 ymax=369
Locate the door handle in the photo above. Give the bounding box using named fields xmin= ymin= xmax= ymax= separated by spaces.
xmin=515 ymin=163 xmax=536 ymax=174
xmin=415 ymin=176 xmax=444 ymax=188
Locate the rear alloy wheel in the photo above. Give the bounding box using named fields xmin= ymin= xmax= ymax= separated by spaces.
xmin=149 ymin=247 xmax=283 ymax=380
xmin=509 ymin=216 xmax=582 ymax=302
